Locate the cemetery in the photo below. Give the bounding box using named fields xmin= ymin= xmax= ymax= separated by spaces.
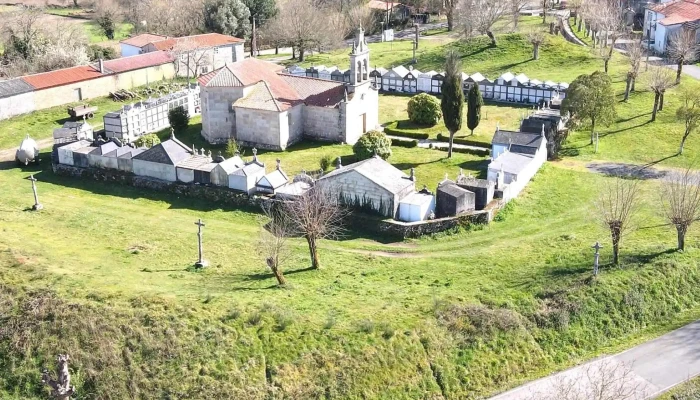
xmin=6 ymin=11 xmax=700 ymax=400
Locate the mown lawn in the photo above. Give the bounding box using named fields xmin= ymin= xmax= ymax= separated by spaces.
xmin=2 ymin=155 xmax=700 ymax=398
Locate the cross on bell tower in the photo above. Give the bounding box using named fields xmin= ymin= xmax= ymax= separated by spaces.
xmin=349 ymin=24 xmax=370 ymax=89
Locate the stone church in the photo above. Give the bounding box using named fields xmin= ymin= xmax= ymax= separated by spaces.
xmin=198 ymin=28 xmax=379 ymax=150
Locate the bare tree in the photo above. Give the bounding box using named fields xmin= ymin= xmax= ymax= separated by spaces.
xmin=660 ymin=167 xmax=700 ymax=251
xmin=457 ymin=0 xmax=509 ymax=45
xmin=170 ymin=38 xmax=210 ymax=81
xmin=258 ymin=204 xmax=293 ymax=286
xmin=444 ymin=0 xmax=460 ymax=31
xmin=668 ymin=30 xmax=699 ymax=84
xmin=42 ymin=354 xmax=76 ymax=400
xmin=527 ymin=359 xmax=649 ymax=400
xmin=510 ymin=0 xmax=529 ymax=30
xmin=527 ymin=28 xmax=546 ymax=60
xmin=595 ymin=177 xmax=641 ymax=265
xmin=270 ymin=0 xmax=322 ymax=61
xmin=676 ymin=88 xmax=700 ymax=155
xmin=281 ymin=185 xmax=346 ymax=269
xmin=145 ymin=0 xmax=204 ymax=36
xmin=647 ymin=66 xmax=675 ymax=122
xmin=623 ymin=41 xmax=643 ymax=101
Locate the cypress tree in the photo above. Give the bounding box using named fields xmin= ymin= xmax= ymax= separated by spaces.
xmin=440 ymin=50 xmax=464 ymax=158
xmin=466 ymin=84 xmax=483 ymax=136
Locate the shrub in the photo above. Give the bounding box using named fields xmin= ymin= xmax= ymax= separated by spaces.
xmin=383 ymin=123 xmax=430 ymax=140
xmin=353 ymin=130 xmax=392 ymax=161
xmin=407 ymin=93 xmax=442 ymax=125
xmin=168 ymin=106 xmax=190 ymax=133
xmin=319 ymin=154 xmax=334 ymax=171
xmin=436 ymin=133 xmax=490 ymax=149
xmin=134 ymin=133 xmax=161 ymax=148
xmin=224 ymin=138 xmax=240 ymax=158
xmin=87 ymin=45 xmax=117 ymax=61
xmin=391 ymin=138 xmax=418 ymax=148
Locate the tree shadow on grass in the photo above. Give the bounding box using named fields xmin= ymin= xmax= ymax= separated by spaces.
xmin=599 ymin=119 xmax=652 ymax=137
xmin=242 ymin=266 xmax=316 ymax=282
xmin=615 ymin=112 xmax=652 ymax=123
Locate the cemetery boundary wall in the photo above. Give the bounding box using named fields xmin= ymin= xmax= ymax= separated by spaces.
xmin=52 ymin=164 xmax=498 ymax=238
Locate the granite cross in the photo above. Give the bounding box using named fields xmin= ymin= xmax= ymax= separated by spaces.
xmin=592 ymin=241 xmax=603 ymax=276
xmin=194 ymin=219 xmax=208 ymax=268
xmin=28 ymin=175 xmax=43 ymax=211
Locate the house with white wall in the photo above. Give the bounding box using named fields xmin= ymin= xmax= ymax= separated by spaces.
xmin=644 ymin=0 xmax=700 ymax=54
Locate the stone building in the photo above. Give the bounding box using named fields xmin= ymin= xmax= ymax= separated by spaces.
xmin=318 ymin=155 xmax=415 ymax=218
xmin=120 ymin=33 xmax=245 ymax=76
xmin=198 ymin=27 xmax=379 ymax=150
xmin=436 ymin=179 xmax=475 ymax=217
xmin=132 ymin=135 xmax=193 ymax=182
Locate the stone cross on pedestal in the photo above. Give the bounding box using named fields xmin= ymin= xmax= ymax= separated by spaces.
xmin=194 ymin=219 xmax=208 ymax=268
xmin=592 ymin=241 xmax=603 ymax=276
xmin=28 ymin=175 xmax=43 ymax=211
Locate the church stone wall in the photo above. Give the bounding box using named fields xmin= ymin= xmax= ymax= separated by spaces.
xmin=235 ymin=108 xmax=282 ymax=150
xmin=201 ymin=86 xmax=242 ymax=144
xmin=303 ymin=105 xmax=343 ymax=142
xmin=287 ymin=105 xmax=305 ymax=145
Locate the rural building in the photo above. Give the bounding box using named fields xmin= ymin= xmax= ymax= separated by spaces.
xmin=398 ymin=190 xmax=436 ymax=222
xmin=57 ymin=140 xmax=93 ymax=166
xmin=644 ymin=0 xmax=700 ymax=54
xmin=318 ymin=155 xmax=415 ymax=218
xmin=456 ymin=175 xmax=494 ymax=210
xmin=228 ymin=152 xmax=265 ymax=194
xmin=491 ymin=128 xmax=545 ymax=158
xmin=256 ymin=162 xmax=289 ymax=194
xmin=210 ymin=154 xmax=244 ymax=187
xmin=105 ymin=146 xmax=145 ymax=172
xmin=52 ymin=121 xmax=94 ymax=145
xmin=132 ymin=135 xmax=193 ymax=182
xmin=436 ymin=180 xmax=475 ymax=217
xmin=0 ymin=52 xmax=176 ymax=121
xmin=176 ymin=154 xmax=214 ymax=184
xmin=120 ymin=33 xmax=245 ymax=76
xmin=71 ymin=145 xmax=97 ymax=169
xmin=87 ymin=140 xmax=120 ymax=169
xmin=198 ymin=27 xmax=379 ymax=150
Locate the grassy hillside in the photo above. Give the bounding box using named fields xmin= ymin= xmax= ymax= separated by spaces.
xmin=2 ymin=154 xmax=700 ymax=398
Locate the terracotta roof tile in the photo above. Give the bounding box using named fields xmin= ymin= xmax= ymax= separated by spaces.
xmin=120 ymin=33 xmax=168 ymax=47
xmin=22 ymin=65 xmax=103 ymax=90
xmin=234 ymin=81 xmax=284 ymax=111
xmin=650 ymin=0 xmax=700 ymax=25
xmin=150 ymin=33 xmax=243 ymax=51
xmin=103 ymin=51 xmax=174 ymax=73
xmin=279 ymin=75 xmax=346 ymax=107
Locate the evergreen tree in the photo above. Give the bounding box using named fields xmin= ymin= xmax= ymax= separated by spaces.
xmin=204 ymin=0 xmax=252 ymax=39
xmin=561 ymin=71 xmax=616 ymax=145
xmin=466 ymin=84 xmax=483 ymax=136
xmin=440 ymin=50 xmax=464 ymax=158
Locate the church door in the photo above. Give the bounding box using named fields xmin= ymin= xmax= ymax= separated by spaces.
xmin=360 ymin=113 xmax=367 ymax=133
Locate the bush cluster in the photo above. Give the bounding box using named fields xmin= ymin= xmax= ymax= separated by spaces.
xmin=134 ymin=133 xmax=161 ymax=148
xmin=168 ymin=106 xmax=190 ymax=133
xmin=407 ymin=93 xmax=442 ymax=125
xmin=353 ymin=130 xmax=392 ymax=160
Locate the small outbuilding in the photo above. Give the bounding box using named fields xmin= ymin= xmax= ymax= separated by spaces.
xmin=256 ymin=161 xmax=289 ymax=194
xmin=132 ymin=134 xmax=193 ymax=182
xmin=71 ymin=145 xmax=97 ymax=168
xmin=398 ymin=191 xmax=436 ymax=222
xmin=228 ymin=150 xmax=265 ymax=194
xmin=105 ymin=146 xmax=145 ymax=172
xmin=456 ymin=175 xmax=494 ymax=211
xmin=210 ymin=154 xmax=245 ymax=187
xmin=436 ymin=180 xmax=475 ymax=218
xmin=57 ymin=140 xmax=92 ymax=166
xmin=87 ymin=140 xmax=120 ymax=169
xmin=176 ymin=154 xmax=213 ymax=183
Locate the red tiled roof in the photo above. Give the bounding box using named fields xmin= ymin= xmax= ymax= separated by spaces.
xmin=200 ymin=58 xmax=346 ymax=110
xmin=103 ymin=51 xmax=174 ymax=73
xmin=22 ymin=65 xmax=103 ymax=90
xmin=650 ymin=0 xmax=700 ymax=25
xmin=367 ymin=0 xmax=399 ymax=10
xmin=149 ymin=33 xmax=244 ymax=51
xmin=120 ymin=33 xmax=168 ymax=47
xmin=21 ymin=52 xmax=176 ymax=90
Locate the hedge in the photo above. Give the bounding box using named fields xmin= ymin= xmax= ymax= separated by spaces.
xmin=436 ymin=133 xmax=491 ymax=149
xmin=433 ymin=145 xmax=490 ymax=157
xmin=391 ymin=138 xmax=419 ymax=148
xmin=383 ymin=122 xmax=430 ymax=140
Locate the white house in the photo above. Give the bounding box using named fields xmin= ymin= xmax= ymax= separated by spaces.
xmin=644 ymin=0 xmax=700 ymax=54
xmin=488 ymin=127 xmax=548 ymax=201
xmin=398 ymin=191 xmax=436 ymax=222
xmin=120 ymin=33 xmax=245 ymax=76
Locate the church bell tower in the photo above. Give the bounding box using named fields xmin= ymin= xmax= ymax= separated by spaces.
xmin=349 ymin=24 xmax=370 ymax=91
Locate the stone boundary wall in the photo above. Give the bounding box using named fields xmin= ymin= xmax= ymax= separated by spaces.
xmin=559 ymin=14 xmax=587 ymax=47
xmin=52 ymin=164 xmax=500 ymax=239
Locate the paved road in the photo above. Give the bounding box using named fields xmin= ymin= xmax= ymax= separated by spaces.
xmin=491 ymin=320 xmax=700 ymax=399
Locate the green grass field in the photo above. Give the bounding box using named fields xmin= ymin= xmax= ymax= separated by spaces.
xmin=3 ymin=25 xmax=700 ymax=399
